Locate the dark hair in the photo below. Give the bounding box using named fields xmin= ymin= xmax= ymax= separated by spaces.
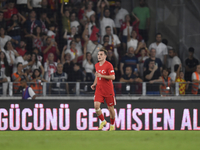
xmin=174 ymin=64 xmax=179 ymax=72
xmin=32 ymin=47 xmax=39 ymax=53
xmin=17 ymin=62 xmax=22 ymax=68
xmin=11 ymin=14 xmax=18 ymax=23
xmin=31 ymin=53 xmax=38 ymax=66
xmin=169 ymin=49 xmax=176 ymax=53
xmin=74 ymin=34 xmax=81 ymax=39
xmin=189 ymin=47 xmax=194 ymax=53
xmin=0 ymin=51 xmax=10 ymax=76
xmin=0 ymin=27 xmax=5 ymax=36
xmin=104 ymin=8 xmax=110 ymax=13
xmin=32 ymin=69 xmax=41 ymax=79
xmin=105 ymin=26 xmax=111 ymax=30
xmin=103 ymin=35 xmax=109 ymax=41
xmin=156 ymin=33 xmax=162 ymax=37
xmin=86 ymin=52 xmax=93 ymax=63
xmin=162 ymin=67 xmax=168 ymax=72
xmin=99 ymin=48 xmax=107 ymax=55
xmin=33 ymin=26 xmax=42 ymax=37
xmin=4 ymin=40 xmax=13 ymax=50
xmin=149 ymin=59 xmax=155 ymax=63
xmin=70 ymin=40 xmax=75 ymax=46
xmin=162 ymin=39 xmax=168 ymax=45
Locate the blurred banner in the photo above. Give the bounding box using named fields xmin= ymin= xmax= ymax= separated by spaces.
xmin=0 ymin=100 xmax=200 ymax=131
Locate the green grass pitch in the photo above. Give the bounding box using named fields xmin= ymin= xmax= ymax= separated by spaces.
xmin=0 ymin=131 xmax=199 ymax=150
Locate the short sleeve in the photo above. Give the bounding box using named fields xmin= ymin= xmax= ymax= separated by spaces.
xmin=28 ymin=87 xmax=36 ymax=98
xmin=148 ymin=43 xmax=153 ymax=51
xmin=192 ymin=72 xmax=196 ymax=81
xmin=163 ymin=45 xmax=168 ymax=55
xmin=82 ymin=59 xmax=87 ymax=68
xmin=12 ymin=74 xmax=16 ymax=81
xmin=143 ymin=59 xmax=149 ymax=69
xmin=114 ymin=35 xmax=121 ymax=45
xmin=44 ymin=62 xmax=47 ymax=71
xmin=108 ymin=63 xmax=115 ymax=75
xmin=111 ymin=20 xmax=116 ymax=28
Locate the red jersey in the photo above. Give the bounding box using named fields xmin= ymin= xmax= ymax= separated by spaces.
xmin=4 ymin=8 xmax=18 ymax=20
xmin=95 ymin=61 xmax=115 ymax=97
xmin=15 ymin=47 xmax=27 ymax=56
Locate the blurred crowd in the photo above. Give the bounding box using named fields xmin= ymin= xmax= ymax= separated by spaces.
xmin=0 ymin=0 xmax=199 ymax=96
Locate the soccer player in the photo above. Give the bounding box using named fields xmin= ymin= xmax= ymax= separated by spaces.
xmin=21 ymin=78 xmax=36 ymax=100
xmin=91 ymin=48 xmax=116 ymax=131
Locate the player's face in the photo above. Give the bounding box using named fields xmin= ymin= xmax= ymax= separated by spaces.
xmin=98 ymin=51 xmax=106 ymax=62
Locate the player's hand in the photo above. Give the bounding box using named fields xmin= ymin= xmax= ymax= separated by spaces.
xmin=91 ymin=84 xmax=96 ymax=90
xmin=95 ymin=72 xmax=102 ymax=78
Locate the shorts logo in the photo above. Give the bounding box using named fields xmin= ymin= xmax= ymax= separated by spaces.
xmin=110 ymin=70 xmax=114 ymax=73
xmin=109 ymin=103 xmax=113 ymax=105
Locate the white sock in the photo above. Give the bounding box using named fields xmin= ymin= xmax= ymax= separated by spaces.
xmin=102 ymin=119 xmax=106 ymax=122
xmin=110 ymin=124 xmax=114 ymax=127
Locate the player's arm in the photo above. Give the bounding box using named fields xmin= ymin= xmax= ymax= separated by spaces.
xmin=95 ymin=73 xmax=115 ymax=80
xmin=91 ymin=76 xmax=97 ymax=90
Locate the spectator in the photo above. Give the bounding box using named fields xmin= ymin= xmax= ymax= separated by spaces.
xmin=82 ymin=45 xmax=94 ymax=81
xmin=12 ymin=52 xmax=31 ymax=73
xmin=82 ymin=25 xmax=102 ymax=64
xmin=0 ymin=51 xmax=11 ymax=96
xmin=12 ymin=62 xmax=28 ymax=94
xmin=84 ymin=1 xmax=95 ymax=22
xmin=169 ymin=64 xmax=179 ymax=82
xmin=49 ymin=63 xmax=69 ymax=95
xmin=191 ymin=64 xmax=200 ymax=95
xmin=120 ymin=66 xmax=142 ymax=94
xmin=132 ymin=0 xmax=150 ymax=43
xmin=44 ymin=53 xmax=57 ymax=82
xmin=32 ymin=47 xmax=43 ymax=63
xmin=47 ymin=24 xmax=56 ymax=43
xmin=0 ymin=11 xmax=6 ymax=29
xmin=29 ymin=53 xmax=44 ymax=77
xmin=63 ymin=27 xmax=77 ymax=49
xmin=24 ymin=10 xmax=41 ymax=35
xmin=120 ymin=47 xmax=139 ymax=76
xmin=7 ymin=13 xmax=26 ymax=45
xmin=39 ymin=11 xmax=50 ymax=34
xmin=134 ymin=41 xmax=150 ymax=58
xmin=144 ymin=60 xmax=161 ymax=95
xmin=31 ymin=0 xmax=42 ymax=16
xmin=138 ymin=48 xmax=149 ymax=78
xmin=168 ymin=49 xmax=181 ymax=73
xmin=64 ymin=40 xmax=79 ymax=62
xmin=15 ymin=40 xmax=27 ymax=56
xmin=114 ymin=0 xmax=129 ymax=34
xmin=100 ymin=3 xmax=116 ymax=42
xmin=175 ymin=64 xmax=189 ymax=95
xmin=4 ymin=41 xmax=19 ymax=66
xmin=143 ymin=48 xmax=163 ymax=72
xmin=185 ymin=47 xmax=199 ymax=81
xmin=0 ymin=27 xmax=18 ymax=49
xmin=162 ymin=39 xmax=173 ymax=71
xmin=150 ymin=68 xmax=172 ymax=96
xmin=30 ymin=69 xmax=47 ymax=95
xmin=62 ymin=52 xmax=74 ymax=81
xmin=30 ymin=26 xmax=44 ymax=51
xmin=106 ymin=48 xmax=118 ymax=73
xmin=149 ymin=33 xmax=168 ymax=66
xmin=120 ymin=15 xmax=132 ymax=51
xmin=70 ymin=12 xmax=80 ymax=33
xmin=42 ymin=37 xmax=60 ymax=62
xmin=71 ymin=63 xmax=84 ymax=82
xmin=127 ymin=26 xmax=139 ymax=51
xmin=105 ymin=26 xmax=121 ymax=61
xmin=3 ymin=0 xmax=18 ymax=22
xmin=16 ymin=0 xmax=32 ymax=14
xmin=88 ymin=13 xmax=96 ymax=36
xmin=78 ymin=4 xmax=86 ymax=26
xmin=131 ymin=12 xmax=143 ymax=42
xmin=97 ymin=0 xmax=109 ymax=16
xmin=74 ymin=34 xmax=83 ymax=57
xmin=61 ymin=2 xmax=71 ymax=33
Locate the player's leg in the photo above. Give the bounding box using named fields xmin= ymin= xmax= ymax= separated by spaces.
xmin=105 ymin=96 xmax=116 ymax=131
xmin=107 ymin=105 xmax=115 ymax=131
xmin=94 ymin=96 xmax=107 ymax=130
